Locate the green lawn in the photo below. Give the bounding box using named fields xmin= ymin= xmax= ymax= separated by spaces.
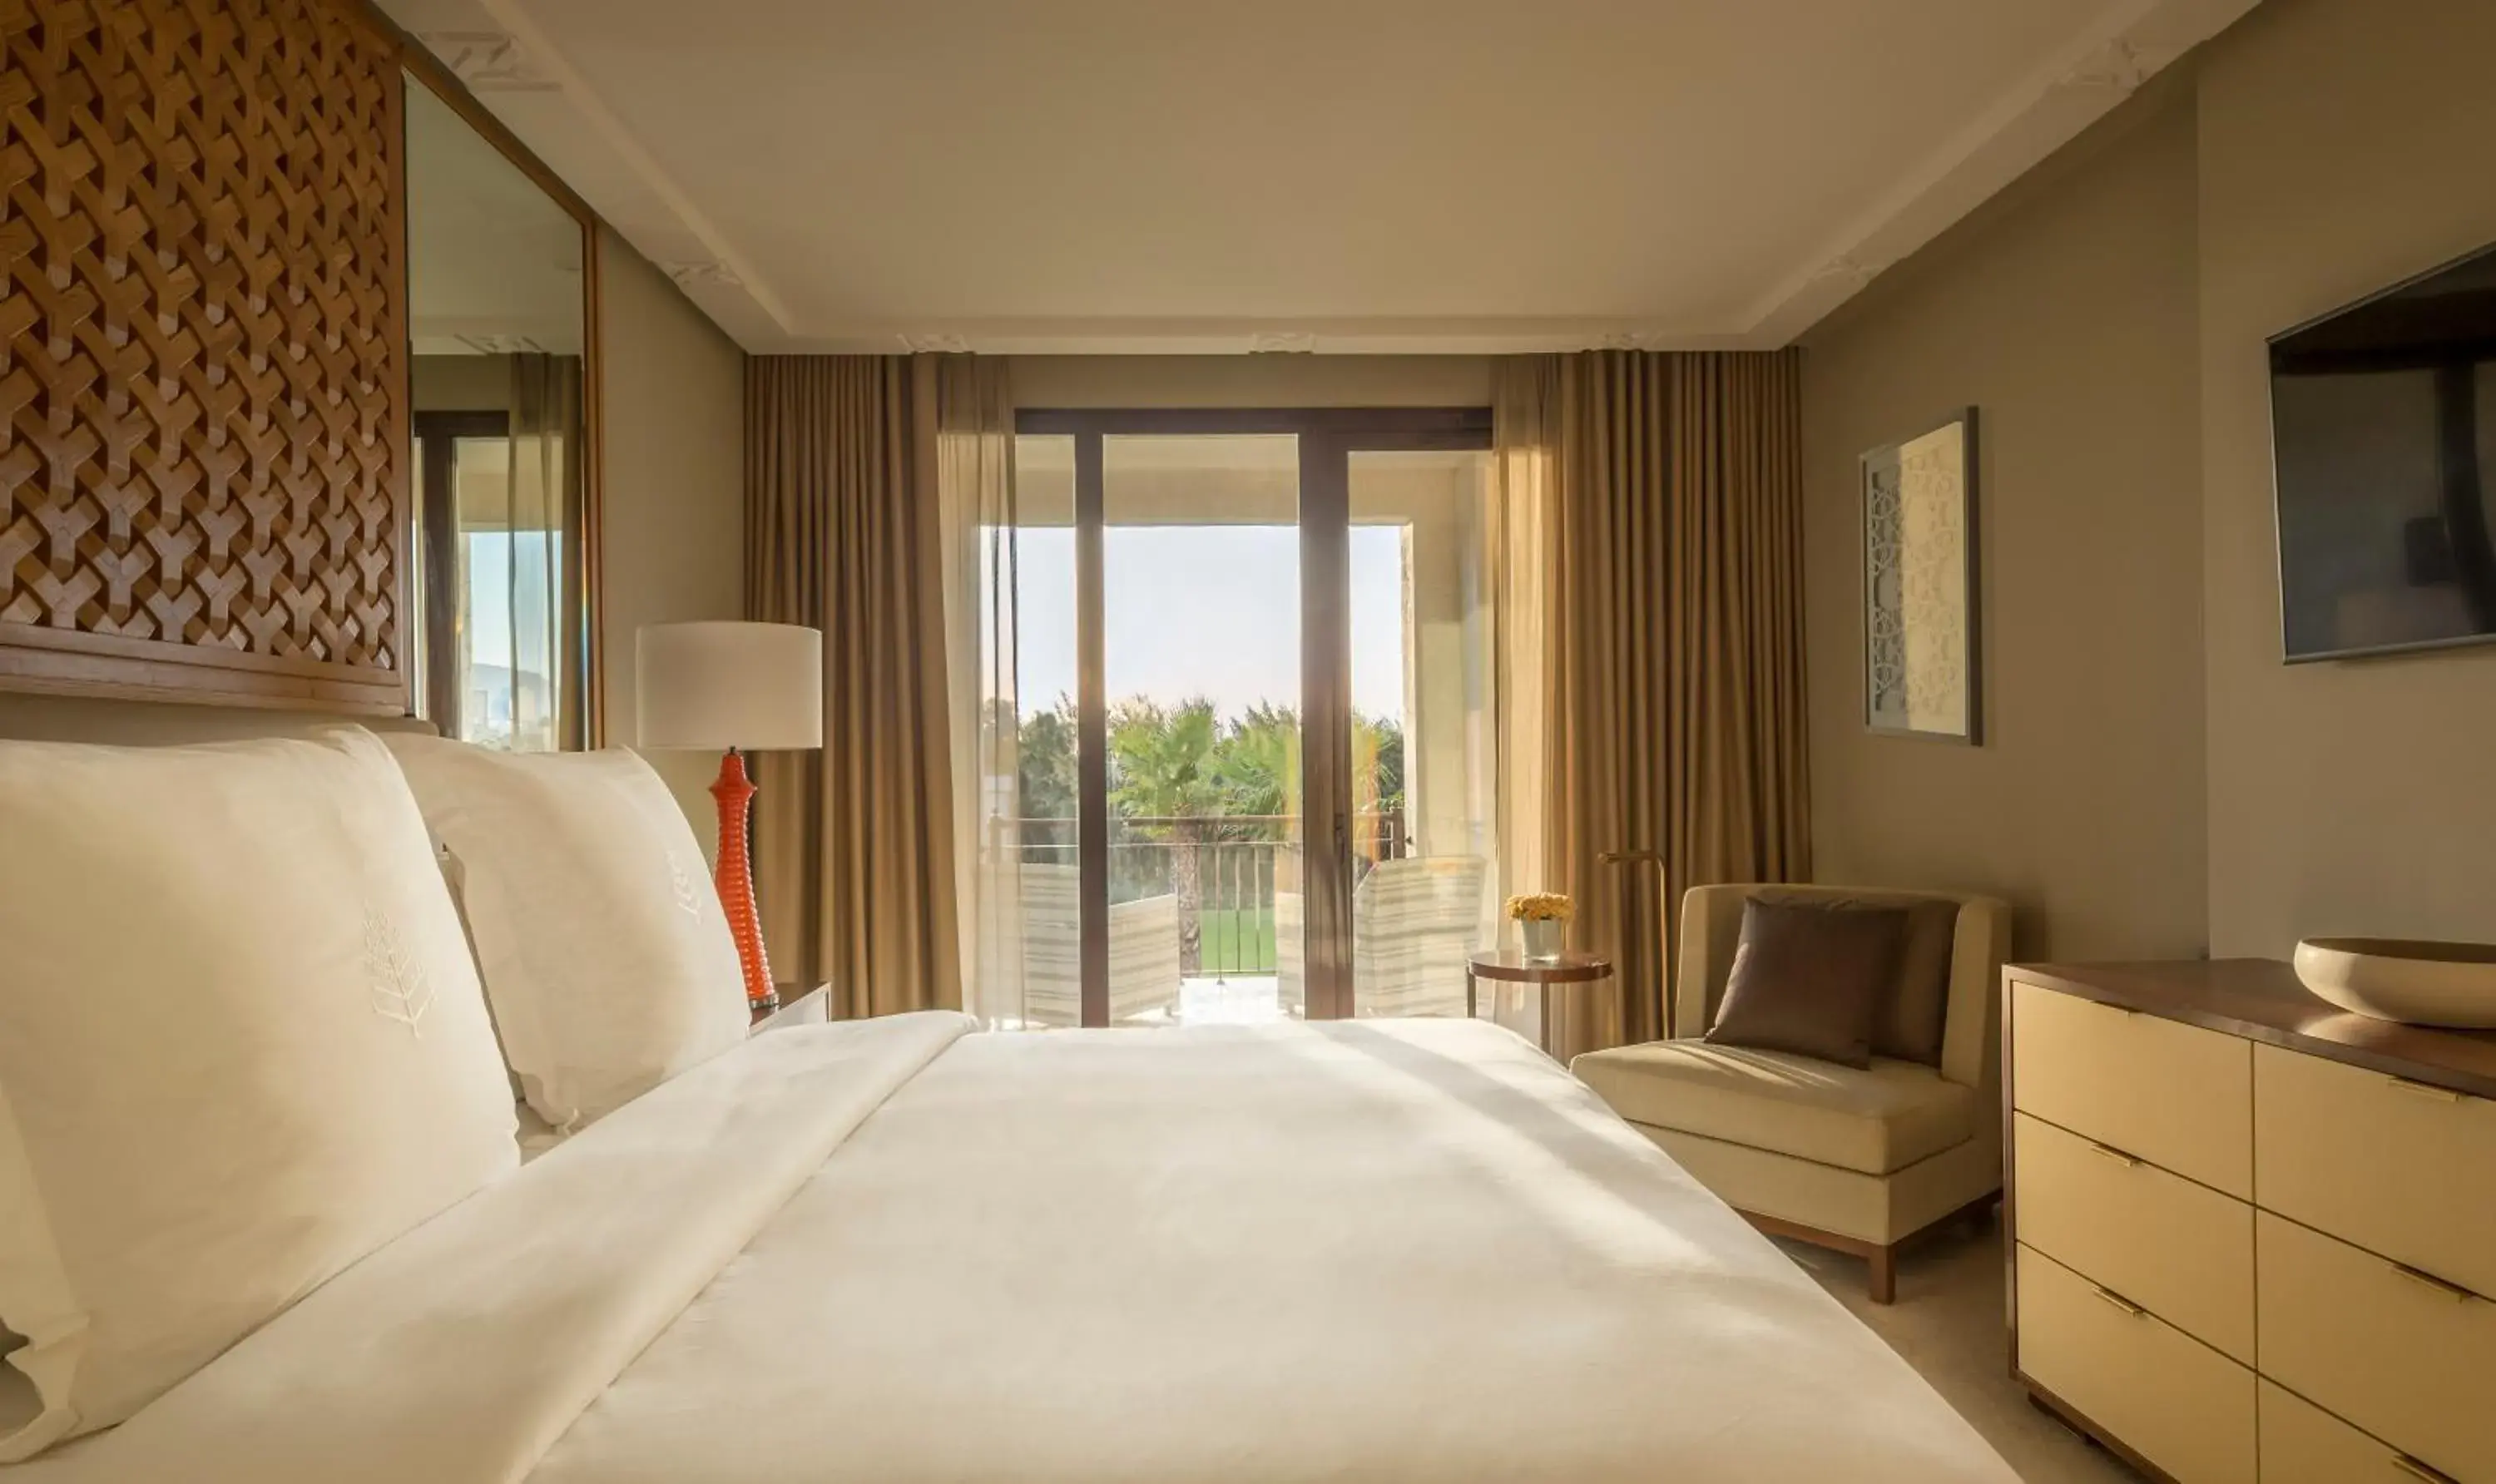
xmin=1194 ymin=908 xmax=1277 ymax=974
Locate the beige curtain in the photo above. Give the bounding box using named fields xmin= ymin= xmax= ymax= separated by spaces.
xmin=1493 ymin=350 xmax=1811 ymax=1059
xmin=746 ymin=354 xmax=1018 ymax=1019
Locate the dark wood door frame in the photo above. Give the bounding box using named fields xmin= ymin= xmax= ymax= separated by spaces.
xmin=1018 ymin=407 xmax=1488 ymax=439
xmin=1299 ymin=429 xmax=1352 ymax=1022
xmin=1016 ymin=407 xmax=1493 ymax=1027
xmin=1072 ymin=430 xmax=1109 ymax=1030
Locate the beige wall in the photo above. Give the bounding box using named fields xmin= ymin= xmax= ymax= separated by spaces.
xmin=1804 ymin=0 xmax=2496 ymax=962
xmin=1800 ymin=80 xmax=2208 ymax=961
xmin=2196 ymin=0 xmax=2496 ymax=956
xmin=597 ymin=228 xmax=748 ymax=858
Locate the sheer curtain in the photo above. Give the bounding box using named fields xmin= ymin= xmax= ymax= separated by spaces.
xmin=746 ymin=354 xmax=1022 ymax=1020
xmin=1493 ymin=350 xmax=1812 ymax=1061
xmin=932 ymin=359 xmax=1027 ymax=1028
xmin=460 ymin=351 xmax=580 ymax=752
xmin=1488 ymin=361 xmax=1561 ymax=1041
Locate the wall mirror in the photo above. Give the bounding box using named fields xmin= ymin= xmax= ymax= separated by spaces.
xmin=1862 ymin=408 xmax=1980 ymax=744
xmin=404 ymin=72 xmax=597 ymax=749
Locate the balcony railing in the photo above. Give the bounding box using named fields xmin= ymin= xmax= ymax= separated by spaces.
xmin=1013 ymin=813 xmax=1407 ymax=979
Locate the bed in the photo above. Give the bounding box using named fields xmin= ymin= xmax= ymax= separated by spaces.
xmin=18 ymin=1012 xmax=2016 ymax=1482
xmin=0 ymin=725 xmax=2014 ymax=1482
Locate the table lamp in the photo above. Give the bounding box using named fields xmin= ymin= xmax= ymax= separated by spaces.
xmin=636 ymin=621 xmax=824 ymax=1015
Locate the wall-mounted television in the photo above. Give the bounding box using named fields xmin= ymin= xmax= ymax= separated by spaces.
xmin=2270 ymin=242 xmax=2496 ymax=660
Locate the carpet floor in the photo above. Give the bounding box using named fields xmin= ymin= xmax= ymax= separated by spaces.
xmin=1773 ymin=1218 xmax=2145 ymax=1483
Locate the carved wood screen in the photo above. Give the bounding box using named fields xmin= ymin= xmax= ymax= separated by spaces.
xmin=1 ymin=0 xmax=409 ymax=712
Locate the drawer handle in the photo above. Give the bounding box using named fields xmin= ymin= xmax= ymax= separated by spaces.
xmin=2089 ymin=1284 xmax=2147 ymax=1318
xmin=2385 ymin=1075 xmax=2468 ymax=1104
xmin=2086 ymin=1140 xmax=2143 ymax=1169
xmin=2392 ymin=1455 xmax=2459 ymax=1484
xmin=2389 ymin=1262 xmax=2477 ymax=1303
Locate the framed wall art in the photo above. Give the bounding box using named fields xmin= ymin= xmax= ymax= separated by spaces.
xmin=1862 ymin=408 xmax=1980 ymax=744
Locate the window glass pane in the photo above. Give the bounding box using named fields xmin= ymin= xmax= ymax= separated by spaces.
xmin=1006 ymin=433 xmax=1077 ymax=1026
xmin=449 ymin=434 xmax=560 ymax=750
xmin=1347 ymin=449 xmax=1501 ymax=1022
xmin=1104 ymin=434 xmax=1301 ymax=1026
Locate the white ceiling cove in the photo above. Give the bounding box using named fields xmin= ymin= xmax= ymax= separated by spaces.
xmin=379 ymin=0 xmax=2260 ymax=355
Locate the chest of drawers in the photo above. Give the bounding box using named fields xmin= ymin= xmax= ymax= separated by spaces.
xmin=2003 ymin=960 xmax=2496 ymax=1484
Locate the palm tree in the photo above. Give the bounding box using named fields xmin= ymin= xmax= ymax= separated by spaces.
xmin=1028 ymin=698 xmax=1407 ymax=971
xmin=1211 ymin=702 xmax=1297 ymax=821
xmin=1108 ymin=697 xmax=1222 ymax=972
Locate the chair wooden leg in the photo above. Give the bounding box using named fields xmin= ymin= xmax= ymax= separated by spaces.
xmin=1734 ymin=1209 xmax=1913 ymax=1303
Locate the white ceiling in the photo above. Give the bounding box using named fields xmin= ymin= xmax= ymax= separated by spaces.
xmin=381 ymin=0 xmax=2258 ymax=355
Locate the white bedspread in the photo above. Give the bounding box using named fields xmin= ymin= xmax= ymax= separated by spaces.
xmin=21 ymin=1016 xmax=2015 ymax=1483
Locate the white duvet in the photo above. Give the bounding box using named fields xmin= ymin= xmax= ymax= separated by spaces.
xmin=19 ymin=1015 xmax=2015 ymax=1483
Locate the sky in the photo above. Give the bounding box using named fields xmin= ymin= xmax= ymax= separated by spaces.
xmin=468 ymin=525 xmax=1405 ymax=730
xmin=1017 ymin=524 xmax=1408 ymax=722
xmin=456 ymin=531 xmax=554 ymax=672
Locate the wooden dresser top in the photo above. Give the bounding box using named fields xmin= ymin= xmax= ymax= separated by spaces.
xmin=2008 ymin=957 xmax=2496 ymax=1101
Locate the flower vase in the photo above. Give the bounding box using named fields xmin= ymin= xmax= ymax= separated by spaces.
xmin=1521 ymin=919 xmax=1563 ymax=962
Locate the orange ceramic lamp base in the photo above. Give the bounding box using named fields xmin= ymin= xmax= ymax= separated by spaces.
xmin=711 ymin=749 xmax=776 ymax=1015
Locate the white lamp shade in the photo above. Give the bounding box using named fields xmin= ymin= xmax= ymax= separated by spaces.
xmin=636 ymin=621 xmax=824 ymax=751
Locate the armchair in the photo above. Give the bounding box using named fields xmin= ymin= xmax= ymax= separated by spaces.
xmin=1571 ymin=883 xmax=2011 ymax=1301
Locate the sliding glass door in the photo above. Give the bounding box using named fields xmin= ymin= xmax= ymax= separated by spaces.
xmin=1106 ymin=432 xmax=1304 ymax=1025
xmin=1345 ymin=447 xmax=1501 ymax=1021
xmin=1013 ymin=409 xmax=1491 ymax=1029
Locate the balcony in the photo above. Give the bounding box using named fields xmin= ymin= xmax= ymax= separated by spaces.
xmin=1008 ymin=814 xmax=1491 ymax=1027
xmin=993 ymin=433 xmax=1503 ymax=1031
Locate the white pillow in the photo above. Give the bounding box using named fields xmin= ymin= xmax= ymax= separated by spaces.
xmin=382 ymin=738 xmax=750 ymax=1130
xmin=0 ymin=729 xmax=518 ymax=1457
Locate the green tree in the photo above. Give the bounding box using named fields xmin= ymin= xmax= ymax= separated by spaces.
xmin=1014 ymin=698 xmax=1412 ymax=968
xmin=1017 ymin=697 xmax=1078 ymax=863
xmin=1211 ymin=701 xmax=1297 ymax=821
xmin=1107 ymin=697 xmax=1223 ymax=971
xmin=1358 ymin=712 xmax=1404 ymax=817
xmin=1351 ymin=711 xmax=1406 ymax=859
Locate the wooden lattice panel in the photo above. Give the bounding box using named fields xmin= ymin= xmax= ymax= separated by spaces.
xmin=0 ymin=0 xmax=408 ymax=711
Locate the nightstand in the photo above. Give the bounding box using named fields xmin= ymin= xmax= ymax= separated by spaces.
xmin=1464 ymin=948 xmax=1614 ymax=1058
xmin=750 ymin=984 xmax=829 ymax=1035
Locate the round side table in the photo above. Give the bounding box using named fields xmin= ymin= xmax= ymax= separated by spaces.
xmin=1466 ymin=948 xmax=1615 ymax=1058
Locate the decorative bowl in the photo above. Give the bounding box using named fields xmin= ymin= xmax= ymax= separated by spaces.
xmin=2292 ymin=938 xmax=2496 ymax=1029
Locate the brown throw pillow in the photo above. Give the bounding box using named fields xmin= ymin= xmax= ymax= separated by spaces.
xmin=1746 ymin=890 xmax=1960 ymax=1066
xmin=1874 ymin=898 xmax=1959 ymax=1066
xmin=1705 ymin=900 xmax=1909 ymax=1068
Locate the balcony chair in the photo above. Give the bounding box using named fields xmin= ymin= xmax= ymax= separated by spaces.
xmin=1016 ymin=863 xmax=1183 ymax=1026
xmin=1277 ymin=855 xmax=1488 ymax=1017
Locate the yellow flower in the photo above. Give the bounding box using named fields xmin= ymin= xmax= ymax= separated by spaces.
xmin=1504 ymin=892 xmax=1575 ymax=923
